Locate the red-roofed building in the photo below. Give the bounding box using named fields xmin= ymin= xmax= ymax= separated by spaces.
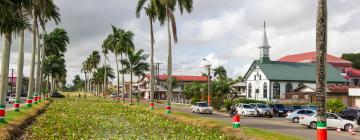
xmin=278 ymin=52 xmax=352 ymax=68
xmin=136 ymin=74 xmax=208 ymax=100
xmin=278 ymin=52 xmax=360 ymax=86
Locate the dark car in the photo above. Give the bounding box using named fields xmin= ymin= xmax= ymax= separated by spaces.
xmin=339 ymin=109 xmax=360 ymax=124
xmin=287 ymin=105 xmax=304 ymax=112
xmin=50 ymin=92 xmax=65 ymax=98
xmin=268 ymin=104 xmax=288 ymax=117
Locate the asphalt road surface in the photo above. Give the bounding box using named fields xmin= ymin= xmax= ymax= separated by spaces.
xmin=156 ymin=103 xmax=360 ymax=140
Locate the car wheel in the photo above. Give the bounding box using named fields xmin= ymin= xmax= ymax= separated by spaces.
xmin=242 ymin=111 xmax=246 ymax=116
xmin=344 ymin=124 xmax=353 ymax=132
xmin=293 ymin=117 xmax=299 ymax=123
xmin=310 ymin=121 xmax=317 ymax=129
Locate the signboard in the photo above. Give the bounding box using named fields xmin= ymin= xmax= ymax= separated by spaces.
xmin=349 ymin=88 xmax=360 ymax=96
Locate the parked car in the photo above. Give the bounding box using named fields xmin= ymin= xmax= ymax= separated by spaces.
xmin=339 ymin=109 xmax=360 ymax=124
xmin=8 ymin=94 xmax=16 ymax=103
xmin=191 ymin=102 xmax=213 ymax=114
xmin=287 ymin=105 xmax=304 ymax=112
xmin=250 ymin=103 xmax=273 ymax=117
xmin=286 ymin=109 xmax=315 ymax=123
xmin=301 ymin=105 xmax=317 ymax=111
xmin=299 ymin=112 xmax=358 ymax=131
xmin=268 ymin=103 xmax=289 ymax=117
xmin=236 ymin=103 xmax=258 ymax=117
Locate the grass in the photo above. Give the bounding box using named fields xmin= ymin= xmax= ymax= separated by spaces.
xmin=133 ymin=100 xmax=303 ymax=140
xmin=0 ymin=101 xmax=49 ymax=128
xmin=24 ymin=96 xmax=226 ymax=139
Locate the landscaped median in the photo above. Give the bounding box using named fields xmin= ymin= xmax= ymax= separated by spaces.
xmin=0 ymin=100 xmax=51 ymax=139
xmin=24 ymin=97 xmax=226 ymax=139
xmin=132 ymin=103 xmax=303 ymax=140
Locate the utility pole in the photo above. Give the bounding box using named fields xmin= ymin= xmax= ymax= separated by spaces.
xmin=10 ymin=68 xmax=14 ymax=93
xmin=154 ymin=62 xmax=162 ymax=100
xmin=206 ymin=64 xmax=211 ymax=106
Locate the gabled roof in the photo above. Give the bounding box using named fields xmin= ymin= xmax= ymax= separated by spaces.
xmin=244 ymin=60 xmax=347 ymax=83
xmin=292 ymin=84 xmax=348 ymax=93
xmin=145 ymin=74 xmax=208 ymax=82
xmin=277 ymin=52 xmax=352 ymax=67
xmin=347 ymin=67 xmax=360 ymax=77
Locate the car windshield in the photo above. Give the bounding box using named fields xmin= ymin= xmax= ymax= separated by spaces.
xmin=310 ymin=106 xmax=317 ymax=110
xmin=198 ymin=103 xmax=208 ymax=107
xmin=257 ymin=104 xmax=267 ymax=108
xmin=275 ymin=104 xmax=285 ymax=108
xmin=293 ymin=106 xmax=303 ymax=109
xmin=243 ymin=105 xmax=253 ymax=109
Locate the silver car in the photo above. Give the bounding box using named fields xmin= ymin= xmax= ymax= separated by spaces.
xmin=250 ymin=103 xmax=273 ymax=117
xmin=286 ymin=109 xmax=315 ymax=123
xmin=191 ymin=102 xmax=213 ymax=114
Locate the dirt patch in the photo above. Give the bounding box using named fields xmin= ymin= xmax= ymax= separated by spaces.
xmin=0 ymin=101 xmax=51 ymax=140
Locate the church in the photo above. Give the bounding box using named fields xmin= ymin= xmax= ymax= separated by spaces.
xmin=242 ymin=23 xmax=347 ymax=101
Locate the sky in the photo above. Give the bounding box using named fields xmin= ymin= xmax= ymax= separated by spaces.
xmin=2 ymin=0 xmax=360 ymax=85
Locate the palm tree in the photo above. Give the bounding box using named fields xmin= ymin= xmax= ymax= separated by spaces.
xmin=121 ymin=49 xmax=150 ymax=104
xmin=136 ymin=0 xmax=166 ymax=109
xmin=93 ymin=65 xmax=115 ymax=96
xmin=89 ymin=51 xmax=101 ymax=94
xmin=159 ymin=0 xmax=193 ymax=114
xmin=315 ymin=0 xmax=327 ymax=139
xmin=42 ymin=55 xmax=66 ymax=95
xmin=0 ymin=0 xmax=30 ymax=116
xmin=28 ymin=0 xmax=60 ymax=106
xmin=102 ymin=37 xmax=111 ymax=94
xmin=213 ymin=66 xmax=227 ymax=79
xmin=81 ymin=59 xmax=92 ymax=94
xmin=107 ymin=26 xmax=135 ymax=101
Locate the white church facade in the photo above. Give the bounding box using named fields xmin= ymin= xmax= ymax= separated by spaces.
xmin=242 ymin=23 xmax=347 ymax=101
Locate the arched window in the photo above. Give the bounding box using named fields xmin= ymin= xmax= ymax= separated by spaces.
xmin=273 ymin=82 xmax=280 ymax=99
xmin=248 ymin=83 xmax=252 ymax=98
xmin=263 ymin=83 xmax=268 ymax=98
xmin=285 ymin=83 xmax=293 ymax=92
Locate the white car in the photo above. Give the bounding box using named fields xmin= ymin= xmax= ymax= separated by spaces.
xmin=191 ymin=102 xmax=213 ymax=114
xmin=237 ymin=103 xmax=258 ymax=117
xmin=8 ymin=95 xmax=16 ymax=103
xmin=299 ymin=112 xmax=358 ymax=131
xmin=286 ymin=109 xmax=315 ymax=123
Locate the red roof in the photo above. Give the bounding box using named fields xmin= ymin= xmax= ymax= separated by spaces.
xmin=346 ymin=67 xmax=360 ymax=77
xmin=328 ymin=84 xmax=349 ymax=93
xmin=277 ymin=52 xmax=352 ymax=67
xmin=146 ymin=74 xmax=208 ymax=82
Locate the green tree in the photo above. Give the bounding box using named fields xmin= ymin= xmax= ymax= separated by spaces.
xmin=184 ymin=82 xmax=206 ymax=104
xmin=213 ymin=66 xmax=227 ymax=80
xmin=107 ymin=26 xmax=135 ymax=101
xmin=326 ymin=99 xmax=345 ymax=113
xmin=159 ymin=0 xmax=194 ymax=114
xmin=0 ymin=0 xmax=30 ymax=114
xmin=136 ymin=0 xmax=166 ymax=109
xmin=43 ymin=55 xmax=66 ymax=94
xmin=121 ymin=49 xmax=150 ymax=104
xmin=92 ymin=66 xmax=115 ymax=96
xmin=72 ymin=75 xmax=85 ymax=91
xmin=315 ymin=0 xmax=328 ymax=136
xmin=341 ymin=53 xmax=360 ymax=70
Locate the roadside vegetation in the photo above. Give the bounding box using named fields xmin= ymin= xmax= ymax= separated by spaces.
xmin=24 ymin=96 xmax=226 ymax=139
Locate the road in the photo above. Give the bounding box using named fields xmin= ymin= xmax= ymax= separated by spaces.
xmin=156 ymin=103 xmax=360 ymax=140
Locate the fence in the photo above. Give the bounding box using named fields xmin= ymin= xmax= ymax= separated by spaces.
xmin=171 ymin=98 xmax=191 ymax=105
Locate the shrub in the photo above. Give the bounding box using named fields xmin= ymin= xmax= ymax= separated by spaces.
xmin=326 ymin=99 xmax=346 ymax=113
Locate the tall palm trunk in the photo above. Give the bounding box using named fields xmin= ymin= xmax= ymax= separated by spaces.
xmin=84 ymin=72 xmax=87 ymax=93
xmin=166 ymin=5 xmax=173 ymax=114
xmin=39 ymin=32 xmax=45 ymax=99
xmin=15 ymin=31 xmax=25 ymax=111
xmin=149 ymin=16 xmax=155 ymax=104
xmin=103 ymin=54 xmax=107 ymax=95
xmin=115 ymin=54 xmax=120 ymax=100
xmin=34 ymin=27 xmax=41 ymax=102
xmin=121 ymin=54 xmax=125 ymax=102
xmin=27 ymin=9 xmax=37 ymax=107
xmin=0 ymin=32 xmax=12 ymax=119
xmin=315 ymin=0 xmax=327 ymax=139
xmin=129 ymin=71 xmax=133 ymax=104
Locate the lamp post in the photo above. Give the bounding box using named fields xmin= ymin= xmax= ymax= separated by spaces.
xmin=202 ymin=58 xmax=211 ymax=106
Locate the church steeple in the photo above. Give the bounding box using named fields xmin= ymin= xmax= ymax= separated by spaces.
xmin=259 ymin=21 xmax=271 ymax=63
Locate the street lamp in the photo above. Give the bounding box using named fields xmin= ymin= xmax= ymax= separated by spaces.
xmin=202 ymin=58 xmax=211 ymax=106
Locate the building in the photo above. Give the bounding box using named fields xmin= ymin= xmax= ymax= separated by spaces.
xmin=230 ymin=82 xmax=246 ymax=98
xmin=278 ymin=52 xmax=360 ymax=86
xmin=137 ymin=74 xmax=208 ymax=100
xmin=242 ymin=23 xmax=347 ymax=101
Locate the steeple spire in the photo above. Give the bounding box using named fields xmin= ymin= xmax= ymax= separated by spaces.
xmin=259 ymin=21 xmax=271 ymax=63
xmin=262 ymin=21 xmax=269 ymax=47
